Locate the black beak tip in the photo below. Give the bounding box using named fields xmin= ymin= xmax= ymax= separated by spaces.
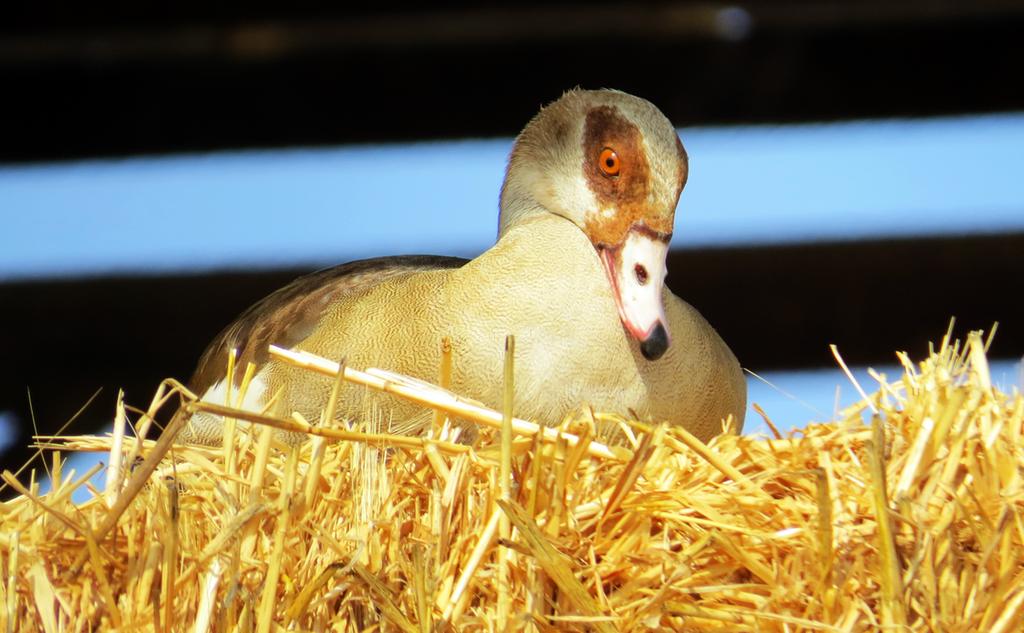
xmin=640 ymin=322 xmax=669 ymax=361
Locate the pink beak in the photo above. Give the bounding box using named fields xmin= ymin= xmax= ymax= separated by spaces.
xmin=598 ymin=227 xmax=671 ymax=360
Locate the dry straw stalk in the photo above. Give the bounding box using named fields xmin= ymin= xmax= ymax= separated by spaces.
xmin=1 ymin=328 xmax=1022 ymax=631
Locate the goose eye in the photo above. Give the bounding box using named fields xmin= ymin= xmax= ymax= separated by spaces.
xmin=598 ymin=148 xmax=620 ymax=177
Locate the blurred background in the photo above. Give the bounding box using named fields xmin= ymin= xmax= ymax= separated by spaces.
xmin=2 ymin=0 xmax=1023 ymax=477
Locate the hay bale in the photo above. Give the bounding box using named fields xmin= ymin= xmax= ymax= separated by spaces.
xmin=1 ymin=329 xmax=1022 ymax=631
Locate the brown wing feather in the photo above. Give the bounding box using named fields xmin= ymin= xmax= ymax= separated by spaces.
xmin=189 ymin=255 xmax=468 ymax=396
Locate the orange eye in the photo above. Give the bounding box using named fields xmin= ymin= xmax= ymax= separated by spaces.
xmin=598 ymin=147 xmax=620 ymax=176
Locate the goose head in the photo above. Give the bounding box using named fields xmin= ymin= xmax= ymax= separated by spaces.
xmin=498 ymin=89 xmax=688 ymax=361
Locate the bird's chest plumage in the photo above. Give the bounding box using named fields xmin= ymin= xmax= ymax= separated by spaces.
xmin=260 ymin=220 xmax=654 ymax=429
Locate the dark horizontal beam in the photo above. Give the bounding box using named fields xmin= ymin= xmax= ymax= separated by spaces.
xmin=1 ymin=231 xmax=1021 ymax=476
xmin=668 ymin=233 xmax=1023 ymax=371
xmin=3 ymin=2 xmax=1024 ymax=162
xmin=6 ymin=2 xmax=1024 ymax=65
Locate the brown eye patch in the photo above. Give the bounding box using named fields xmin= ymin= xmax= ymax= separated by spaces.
xmin=582 ymin=106 xmax=648 ymax=204
xmin=582 ymin=105 xmax=666 ymax=246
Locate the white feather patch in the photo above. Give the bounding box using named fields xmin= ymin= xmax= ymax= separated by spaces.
xmin=200 ymin=371 xmax=268 ymax=412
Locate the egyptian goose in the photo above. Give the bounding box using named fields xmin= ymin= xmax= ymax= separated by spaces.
xmin=181 ymin=89 xmax=746 ymax=444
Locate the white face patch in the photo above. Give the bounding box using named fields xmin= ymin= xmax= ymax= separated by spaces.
xmin=599 ymin=229 xmax=670 ymax=345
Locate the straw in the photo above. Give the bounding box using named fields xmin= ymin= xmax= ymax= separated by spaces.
xmin=1 ymin=328 xmax=1020 ymax=632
